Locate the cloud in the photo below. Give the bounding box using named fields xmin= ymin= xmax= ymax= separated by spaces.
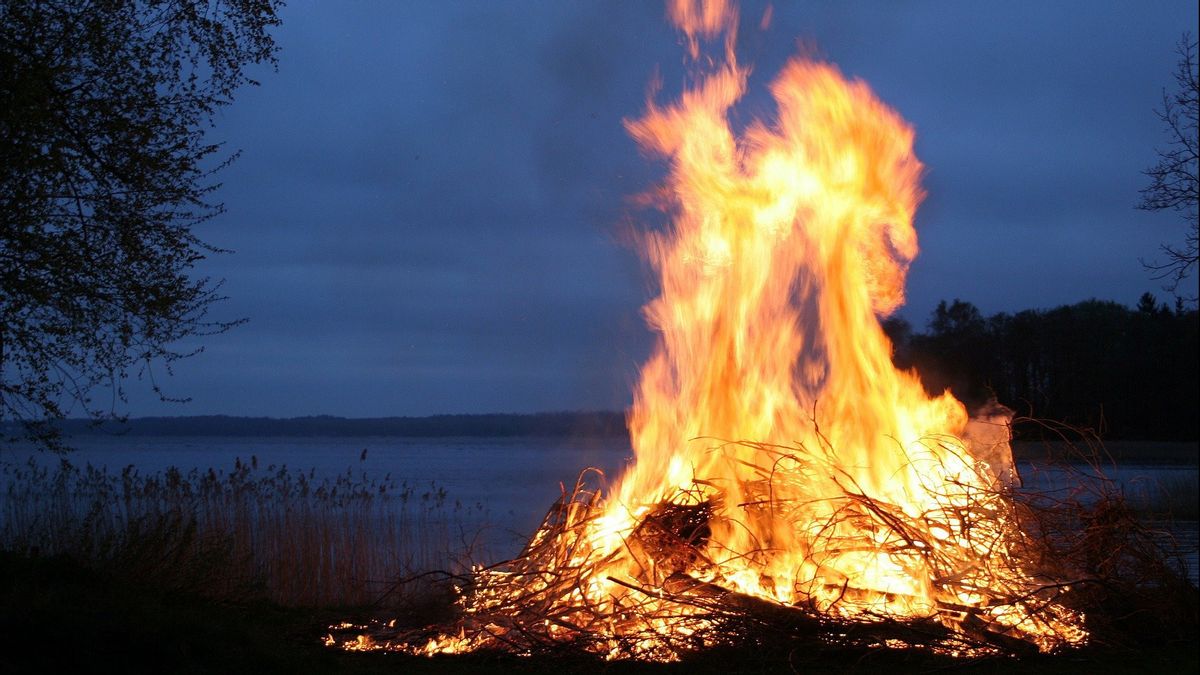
xmin=129 ymin=0 xmax=1198 ymax=417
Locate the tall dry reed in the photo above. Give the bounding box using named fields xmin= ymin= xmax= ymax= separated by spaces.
xmin=0 ymin=455 xmax=487 ymax=607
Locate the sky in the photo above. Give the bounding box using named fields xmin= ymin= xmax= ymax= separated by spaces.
xmin=124 ymin=0 xmax=1198 ymax=418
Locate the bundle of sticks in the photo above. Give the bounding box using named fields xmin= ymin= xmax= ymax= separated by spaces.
xmin=328 ymin=444 xmax=1105 ymax=661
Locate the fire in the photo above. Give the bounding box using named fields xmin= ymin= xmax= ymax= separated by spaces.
xmin=329 ymin=0 xmax=1087 ymax=659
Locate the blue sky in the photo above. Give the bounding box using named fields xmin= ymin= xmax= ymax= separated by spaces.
xmin=123 ymin=0 xmax=1198 ymax=417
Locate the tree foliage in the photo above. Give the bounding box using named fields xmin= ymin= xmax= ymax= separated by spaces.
xmin=0 ymin=0 xmax=282 ymax=451
xmin=1140 ymin=34 xmax=1199 ymax=297
xmin=894 ymin=296 xmax=1199 ymax=441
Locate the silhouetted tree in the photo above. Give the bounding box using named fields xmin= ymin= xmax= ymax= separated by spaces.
xmin=880 ymin=315 xmax=913 ymax=362
xmin=1139 ymin=34 xmax=1198 ymax=297
xmin=909 ymin=299 xmax=996 ymax=408
xmin=1 ymin=1 xmax=282 ymax=451
xmin=900 ymin=296 xmax=1198 ymax=440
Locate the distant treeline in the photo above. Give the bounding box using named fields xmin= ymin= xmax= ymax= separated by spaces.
xmin=44 ymin=412 xmax=629 ymax=439
xmin=886 ymin=294 xmax=1199 ymax=441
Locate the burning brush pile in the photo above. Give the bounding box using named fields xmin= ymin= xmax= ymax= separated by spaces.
xmin=323 ymin=0 xmax=1155 ymax=661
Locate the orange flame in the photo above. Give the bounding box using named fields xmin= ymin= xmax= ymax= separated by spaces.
xmin=333 ymin=0 xmax=1086 ymax=659
xmin=609 ymin=9 xmax=979 ymax=612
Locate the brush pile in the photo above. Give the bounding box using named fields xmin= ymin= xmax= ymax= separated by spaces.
xmin=322 ymin=436 xmax=1195 ymax=662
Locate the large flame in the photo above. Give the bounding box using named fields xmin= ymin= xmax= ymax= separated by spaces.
xmin=615 ymin=0 xmax=974 ymax=611
xmin=331 ymin=0 xmax=1086 ymax=659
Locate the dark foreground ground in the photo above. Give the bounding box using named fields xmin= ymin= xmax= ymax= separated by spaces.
xmin=1 ymin=552 xmax=1196 ymax=675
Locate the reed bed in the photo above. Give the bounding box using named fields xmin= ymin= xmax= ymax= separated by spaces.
xmin=0 ymin=455 xmax=485 ymax=607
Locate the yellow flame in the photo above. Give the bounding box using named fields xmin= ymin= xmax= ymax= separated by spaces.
xmin=604 ymin=5 xmax=978 ymax=615
xmin=593 ymin=0 xmax=1079 ymax=649
xmin=335 ymin=0 xmax=1087 ymax=659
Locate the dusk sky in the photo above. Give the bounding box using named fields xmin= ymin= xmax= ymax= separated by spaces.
xmin=125 ymin=0 xmax=1198 ymax=418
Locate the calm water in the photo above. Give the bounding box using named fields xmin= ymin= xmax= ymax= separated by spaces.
xmin=2 ymin=435 xmax=636 ymax=554
xmin=4 ymin=435 xmax=1196 ymax=573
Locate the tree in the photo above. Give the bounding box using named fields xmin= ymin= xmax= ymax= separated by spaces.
xmin=880 ymin=315 xmax=913 ymax=361
xmin=1 ymin=1 xmax=282 ymax=451
xmin=1139 ymin=34 xmax=1199 ymax=298
xmin=928 ymin=299 xmax=985 ymax=339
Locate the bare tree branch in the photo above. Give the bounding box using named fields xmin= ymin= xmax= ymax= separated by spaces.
xmin=1138 ymin=34 xmax=1199 ymax=299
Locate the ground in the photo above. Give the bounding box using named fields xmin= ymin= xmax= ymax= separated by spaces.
xmin=1 ymin=552 xmax=1195 ymax=674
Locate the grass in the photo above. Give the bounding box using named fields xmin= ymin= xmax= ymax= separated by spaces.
xmin=1011 ymin=431 xmax=1198 ymax=520
xmin=1129 ymin=471 xmax=1200 ymax=520
xmin=0 ymin=455 xmax=486 ymax=607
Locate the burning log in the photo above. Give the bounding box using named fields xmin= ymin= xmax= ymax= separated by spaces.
xmin=627 ymin=501 xmax=714 ymax=585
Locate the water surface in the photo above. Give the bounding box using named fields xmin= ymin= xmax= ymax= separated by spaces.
xmin=6 ymin=435 xmax=1195 ymax=572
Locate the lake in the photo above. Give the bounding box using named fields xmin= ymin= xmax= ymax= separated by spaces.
xmin=2 ymin=435 xmax=636 ymax=555
xmin=3 ymin=434 xmax=1195 ymax=577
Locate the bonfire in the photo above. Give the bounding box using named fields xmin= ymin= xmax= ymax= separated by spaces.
xmin=329 ymin=0 xmax=1096 ymax=660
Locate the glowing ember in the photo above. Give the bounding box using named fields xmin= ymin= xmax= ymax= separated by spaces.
xmin=329 ymin=0 xmax=1087 ymax=659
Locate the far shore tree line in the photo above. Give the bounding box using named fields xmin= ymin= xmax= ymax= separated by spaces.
xmin=885 ymin=294 xmax=1199 ymax=441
